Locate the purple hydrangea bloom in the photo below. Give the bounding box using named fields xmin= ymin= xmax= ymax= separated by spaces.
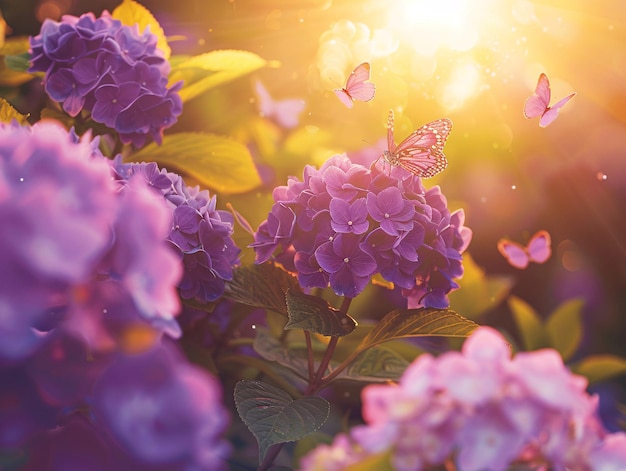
xmin=0 ymin=121 xmax=230 ymax=470
xmin=0 ymin=120 xmax=183 ymax=360
xmin=300 ymin=327 xmax=626 ymax=471
xmin=252 ymin=153 xmax=471 ymax=305
xmin=112 ymin=159 xmax=241 ymax=303
xmin=0 ymin=121 xmax=117 ymax=359
xmin=93 ymin=343 xmax=230 ymax=470
xmin=29 ymin=11 xmax=182 ymax=147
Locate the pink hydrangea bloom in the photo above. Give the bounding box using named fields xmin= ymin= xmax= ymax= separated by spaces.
xmin=300 ymin=326 xmax=626 ymax=471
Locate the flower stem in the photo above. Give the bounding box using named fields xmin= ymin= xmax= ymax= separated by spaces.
xmin=305 ymin=297 xmax=352 ymax=394
xmin=307 ymin=336 xmax=338 ymax=394
xmin=259 ymin=297 xmax=353 ymax=469
xmin=304 ymin=330 xmax=315 ymax=383
xmin=258 ymin=443 xmax=285 ymax=471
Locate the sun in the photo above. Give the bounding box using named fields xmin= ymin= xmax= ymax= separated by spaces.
xmin=386 ymin=0 xmax=498 ymax=55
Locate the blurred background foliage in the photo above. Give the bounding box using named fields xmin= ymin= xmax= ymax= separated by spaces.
xmin=2 ymin=0 xmax=626 ymax=426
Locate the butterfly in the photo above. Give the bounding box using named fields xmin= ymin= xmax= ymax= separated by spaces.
xmin=382 ymin=109 xmax=452 ymax=178
xmin=524 ymin=73 xmax=576 ymax=127
xmin=254 ymin=80 xmax=306 ymax=129
xmin=497 ymin=230 xmax=552 ymax=269
xmin=334 ymin=62 xmax=376 ymax=108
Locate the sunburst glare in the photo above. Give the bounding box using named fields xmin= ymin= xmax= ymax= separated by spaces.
xmin=387 ymin=0 xmax=498 ymax=54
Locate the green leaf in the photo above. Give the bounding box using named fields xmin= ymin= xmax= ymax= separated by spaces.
xmin=285 ymin=290 xmax=356 ymax=337
xmin=508 ymin=296 xmax=548 ymax=351
xmin=129 ymin=132 xmax=261 ymax=194
xmin=234 ymin=380 xmax=330 ymax=462
xmin=573 ymin=355 xmax=626 ymax=383
xmin=545 ymin=298 xmax=584 ymax=362
xmin=0 ymin=97 xmax=28 ymax=124
xmin=0 ymin=37 xmax=34 ymax=86
xmin=224 ymin=263 xmax=301 ymax=316
xmin=342 ymin=346 xmax=409 ymax=381
xmin=253 ymin=327 xmax=310 ymax=379
xmin=4 ymin=52 xmax=31 ymax=73
xmin=169 ymin=50 xmax=266 ymax=103
xmin=356 ymin=308 xmax=477 ymax=354
xmin=254 ymin=327 xmax=409 ymax=384
xmin=112 ymin=0 xmax=171 ymax=59
xmin=449 ymin=254 xmax=513 ymax=319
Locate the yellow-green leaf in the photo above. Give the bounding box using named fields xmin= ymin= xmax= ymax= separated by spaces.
xmin=169 ymin=50 xmax=266 ymax=103
xmin=129 ymin=132 xmax=261 ymax=194
xmin=343 ymin=451 xmax=394 ymax=471
xmin=112 ymin=0 xmax=171 ymax=59
xmin=0 ymin=36 xmax=34 ymax=86
xmin=573 ymin=355 xmax=626 ymax=383
xmin=508 ymin=296 xmax=548 ymax=351
xmin=0 ymin=97 xmax=29 ymax=124
xmin=0 ymin=10 xmax=6 ymax=49
xmin=0 ymin=36 xmax=30 ymax=56
xmin=545 ymin=298 xmax=584 ymax=362
xmin=449 ymin=254 xmax=513 ymax=320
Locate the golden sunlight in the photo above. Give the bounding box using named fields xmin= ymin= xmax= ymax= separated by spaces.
xmin=387 ymin=0 xmax=497 ymax=55
xmin=437 ymin=60 xmax=483 ymax=111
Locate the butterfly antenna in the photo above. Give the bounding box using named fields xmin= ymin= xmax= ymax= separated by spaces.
xmin=226 ymin=202 xmax=255 ymax=236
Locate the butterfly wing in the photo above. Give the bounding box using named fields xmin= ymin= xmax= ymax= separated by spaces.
xmin=334 ymin=88 xmax=355 ymax=108
xmin=526 ymin=230 xmax=552 ymax=264
xmin=523 ymin=73 xmax=551 ymax=119
xmin=273 ymin=98 xmax=306 ymax=129
xmin=345 ymin=63 xmax=375 ymax=102
xmin=539 ymin=92 xmax=576 ymax=127
xmin=393 ymin=118 xmax=452 ymax=178
xmin=551 ymin=92 xmax=576 ymax=111
xmin=396 ymin=148 xmax=448 ymax=178
xmin=335 ymin=62 xmax=375 ymax=107
xmin=255 ymin=80 xmax=275 ymax=117
xmin=255 ymin=80 xmax=305 ymax=128
xmin=347 ymin=81 xmax=375 ymax=102
xmin=497 ymin=239 xmax=530 ymax=269
xmin=387 ymin=109 xmax=396 ymax=153
xmin=394 ymin=118 xmax=453 ymax=154
xmin=345 ymin=62 xmax=371 ymax=90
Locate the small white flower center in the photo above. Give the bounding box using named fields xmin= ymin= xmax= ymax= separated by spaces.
xmin=343 ymin=257 xmax=350 ymax=263
xmin=384 ymin=213 xmax=390 ymax=218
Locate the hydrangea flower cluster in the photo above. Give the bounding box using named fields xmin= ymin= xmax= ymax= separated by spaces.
xmin=0 ymin=121 xmax=230 ymax=470
xmin=29 ymin=11 xmax=182 ymax=147
xmin=300 ymin=327 xmax=626 ymax=471
xmin=112 ymin=159 xmax=241 ymax=303
xmin=252 ymin=153 xmax=471 ymax=305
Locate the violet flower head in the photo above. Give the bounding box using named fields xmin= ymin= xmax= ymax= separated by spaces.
xmin=252 ymin=153 xmax=470 ymax=305
xmin=0 ymin=121 xmax=186 ymax=361
xmin=301 ymin=326 xmax=626 ymax=471
xmin=93 ymin=344 xmax=231 ymax=470
xmin=0 ymin=121 xmax=230 ymax=471
xmin=112 ymin=159 xmax=241 ymax=303
xmin=29 ymin=11 xmax=182 ymax=147
xmin=0 ymin=120 xmax=117 ymax=360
